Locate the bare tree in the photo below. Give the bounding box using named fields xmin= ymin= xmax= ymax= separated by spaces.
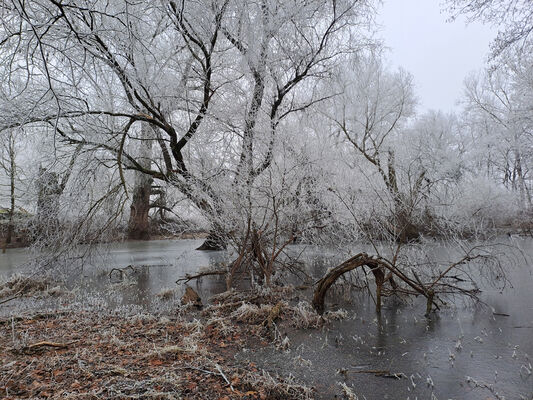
xmin=0 ymin=0 xmax=376 ymax=253
xmin=445 ymin=0 xmax=533 ymax=56
xmin=325 ymin=52 xmax=423 ymax=241
xmin=462 ymin=53 xmax=533 ymax=209
xmin=0 ymin=130 xmax=18 ymax=251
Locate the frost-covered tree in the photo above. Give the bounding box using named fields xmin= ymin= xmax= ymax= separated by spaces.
xmin=462 ymin=46 xmax=533 ymax=209
xmin=0 ymin=0 xmax=377 ymax=252
xmin=323 ymin=52 xmax=425 ymax=241
xmin=0 ymin=129 xmax=20 ymax=249
xmin=446 ymin=0 xmax=533 ymax=56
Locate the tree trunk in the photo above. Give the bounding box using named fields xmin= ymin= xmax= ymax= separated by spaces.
xmin=196 ymin=229 xmax=227 ymax=250
xmin=3 ymin=134 xmax=16 ymax=252
xmin=127 ymin=174 xmax=153 ymax=240
xmin=128 ymin=123 xmax=153 ymax=240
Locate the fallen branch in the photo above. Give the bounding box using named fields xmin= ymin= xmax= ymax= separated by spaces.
xmin=340 ymin=368 xmax=405 ymax=379
xmin=176 ymin=270 xmax=226 ymax=284
xmin=179 ymin=364 xmax=234 ymax=392
xmin=0 ymin=293 xmax=22 ymax=305
xmin=427 ymin=254 xmax=484 ymax=291
xmin=312 ymin=253 xmax=392 ymax=314
xmin=15 ymin=340 xmax=79 ymax=354
xmin=178 ymin=366 xmax=217 ymax=375
xmin=493 ymin=312 xmax=510 ymax=317
xmin=313 ymin=251 xmax=483 ymax=315
xmin=109 ymin=265 xmax=135 ymax=280
xmin=215 ymin=363 xmax=234 ymax=391
xmin=431 ymin=274 xmax=467 ymax=282
xmin=27 ymin=340 xmax=78 ymax=349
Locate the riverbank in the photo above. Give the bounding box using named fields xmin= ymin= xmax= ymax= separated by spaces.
xmin=0 ymin=282 xmax=350 ymax=399
xmin=1 ymin=213 xmax=532 ymax=252
xmin=0 ymin=309 xmax=313 ymax=399
xmin=0 ymin=230 xmax=210 ymax=252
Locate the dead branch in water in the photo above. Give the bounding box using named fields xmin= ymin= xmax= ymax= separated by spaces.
xmin=339 ymin=368 xmax=406 ymax=379
xmin=176 ymin=269 xmax=227 ymax=284
xmin=109 ymin=265 xmax=135 ymax=280
xmin=313 ymin=251 xmax=485 ymax=315
xmin=312 ymin=253 xmax=407 ymax=314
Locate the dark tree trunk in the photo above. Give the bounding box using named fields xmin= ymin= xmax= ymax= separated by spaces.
xmin=196 ymin=230 xmax=227 ymax=250
xmin=127 ymin=175 xmax=153 ymax=240
xmin=128 ymin=123 xmax=153 ymax=240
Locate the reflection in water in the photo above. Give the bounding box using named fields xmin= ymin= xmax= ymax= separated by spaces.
xmin=0 ymin=239 xmax=232 ymax=312
xmin=1 ymin=238 xmax=532 ymax=399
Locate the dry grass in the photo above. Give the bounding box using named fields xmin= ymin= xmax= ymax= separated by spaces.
xmin=0 ymin=284 xmax=353 ymax=399
xmin=0 ymin=274 xmax=50 ymax=300
xmin=204 ymin=286 xmax=348 ymax=331
xmin=0 ymin=309 xmax=313 ymax=399
xmin=156 ymin=287 xmax=177 ymax=301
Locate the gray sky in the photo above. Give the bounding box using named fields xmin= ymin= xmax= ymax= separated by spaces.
xmin=378 ymin=0 xmax=497 ymax=113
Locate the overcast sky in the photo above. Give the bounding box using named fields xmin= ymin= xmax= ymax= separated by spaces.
xmin=378 ymin=0 xmax=497 ymax=113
